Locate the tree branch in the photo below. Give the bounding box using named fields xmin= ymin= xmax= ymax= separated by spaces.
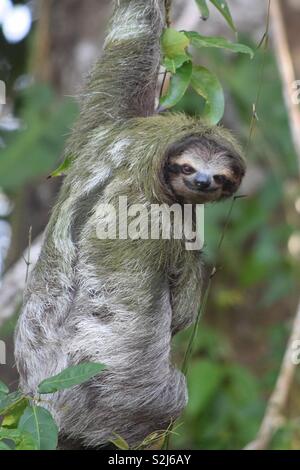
xmin=245 ymin=0 xmax=300 ymax=450
xmin=245 ymin=299 xmax=300 ymax=449
xmin=271 ymin=0 xmax=300 ymax=171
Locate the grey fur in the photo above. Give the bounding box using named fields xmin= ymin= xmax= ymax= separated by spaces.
xmin=14 ymin=0 xmax=244 ymax=448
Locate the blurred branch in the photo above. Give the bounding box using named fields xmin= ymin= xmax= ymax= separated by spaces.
xmin=271 ymin=0 xmax=300 ymax=171
xmin=0 ymin=236 xmax=42 ymax=327
xmin=245 ymin=299 xmax=300 ymax=450
xmin=245 ymin=0 xmax=300 ymax=450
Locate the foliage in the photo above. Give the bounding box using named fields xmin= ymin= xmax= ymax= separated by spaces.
xmin=49 ymin=155 xmax=73 ymax=178
xmin=111 ymin=429 xmax=174 ymax=451
xmin=0 ymin=84 xmax=78 ymax=192
xmin=38 ymin=363 xmax=106 ymax=394
xmin=160 ymin=1 xmax=253 ymax=123
xmin=172 ymin=326 xmax=264 ymax=449
xmin=0 ymin=364 xmax=105 ymax=450
xmin=190 ymin=65 xmax=224 ymax=124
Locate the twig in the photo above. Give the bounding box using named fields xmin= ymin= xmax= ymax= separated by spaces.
xmin=159 ymin=71 xmax=169 ymax=100
xmin=0 ymin=235 xmax=43 ymax=327
xmin=159 ymin=1 xmax=172 ymax=101
xmin=164 ymin=0 xmax=172 ymax=28
xmin=23 ymin=226 xmax=32 ymax=284
xmin=181 ymin=196 xmax=239 ymax=377
xmin=245 ymin=0 xmax=271 ymax=157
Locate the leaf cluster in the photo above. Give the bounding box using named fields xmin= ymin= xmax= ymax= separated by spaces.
xmin=0 ymin=363 xmax=105 ymax=450
xmin=160 ymin=0 xmax=253 ymax=124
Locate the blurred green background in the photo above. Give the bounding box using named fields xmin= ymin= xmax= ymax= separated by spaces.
xmin=0 ymin=0 xmax=300 ymax=450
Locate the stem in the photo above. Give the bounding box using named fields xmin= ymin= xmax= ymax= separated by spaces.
xmin=165 ymin=0 xmax=172 ymax=28
xmin=23 ymin=226 xmax=32 ymax=284
xmin=159 ymin=0 xmax=172 ymax=102
xmin=159 ymin=71 xmax=168 ymax=99
xmin=245 ymin=0 xmax=271 ymax=157
xmin=181 ymin=279 xmax=212 ymax=376
xmin=181 ymin=196 xmax=238 ymax=377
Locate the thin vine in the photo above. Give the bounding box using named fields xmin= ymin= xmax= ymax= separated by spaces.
xmin=245 ymin=0 xmax=271 ymax=158
xmin=159 ymin=0 xmax=173 ymax=100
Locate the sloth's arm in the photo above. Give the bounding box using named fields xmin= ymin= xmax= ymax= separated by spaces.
xmin=78 ymin=0 xmax=165 ymax=129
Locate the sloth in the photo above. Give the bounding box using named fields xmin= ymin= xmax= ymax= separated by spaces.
xmin=14 ymin=0 xmax=245 ymax=449
xmin=165 ymin=136 xmax=245 ymax=204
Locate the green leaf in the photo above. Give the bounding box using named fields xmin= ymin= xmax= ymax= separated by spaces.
xmin=191 ymin=65 xmax=225 ymax=124
xmin=2 ymin=398 xmax=29 ymax=429
xmin=161 ymin=29 xmax=191 ymax=74
xmin=0 ymin=84 xmax=78 ymax=191
xmin=38 ymin=362 xmax=106 ymax=394
xmin=18 ymin=406 xmax=58 ymax=450
xmin=0 ymin=427 xmax=38 ymax=450
xmin=0 ymin=441 xmax=11 ymax=450
xmin=0 ymin=381 xmax=9 ymax=395
xmin=209 ymin=0 xmax=236 ymax=32
xmin=163 ymin=54 xmax=191 ymax=74
xmin=195 ymin=0 xmax=210 ymax=20
xmin=50 ymin=155 xmax=73 ymax=178
xmin=185 ymin=31 xmax=254 ymax=58
xmin=110 ymin=433 xmax=130 ymax=450
xmin=160 ymin=61 xmax=193 ymax=109
xmin=186 ymin=360 xmax=224 ymax=416
xmin=161 ymin=28 xmax=190 ymax=59
xmin=16 ymin=432 xmax=39 ymax=451
xmin=0 ymin=392 xmax=23 ymax=416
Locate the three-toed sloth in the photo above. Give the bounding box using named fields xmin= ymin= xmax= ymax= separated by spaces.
xmin=15 ymin=0 xmax=245 ymax=449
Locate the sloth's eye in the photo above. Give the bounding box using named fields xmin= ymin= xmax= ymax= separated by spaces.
xmin=231 ymin=165 xmax=244 ymax=178
xmin=214 ymin=174 xmax=230 ymax=186
xmin=181 ymin=165 xmax=195 ymax=175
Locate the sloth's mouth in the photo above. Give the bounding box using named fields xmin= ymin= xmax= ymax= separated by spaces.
xmin=183 ymin=179 xmax=240 ymax=203
xmin=184 ymin=180 xmax=219 ymax=194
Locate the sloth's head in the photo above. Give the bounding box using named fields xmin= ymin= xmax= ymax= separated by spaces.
xmin=164 ymin=135 xmax=245 ymax=204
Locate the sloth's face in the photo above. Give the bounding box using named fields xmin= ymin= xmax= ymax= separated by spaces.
xmin=166 ymin=140 xmax=245 ymax=204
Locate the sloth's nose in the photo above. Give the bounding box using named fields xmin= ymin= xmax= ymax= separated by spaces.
xmin=194 ymin=173 xmax=212 ymax=190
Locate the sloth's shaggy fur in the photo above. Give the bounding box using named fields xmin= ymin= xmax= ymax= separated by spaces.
xmin=15 ymin=0 xmax=244 ymax=448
